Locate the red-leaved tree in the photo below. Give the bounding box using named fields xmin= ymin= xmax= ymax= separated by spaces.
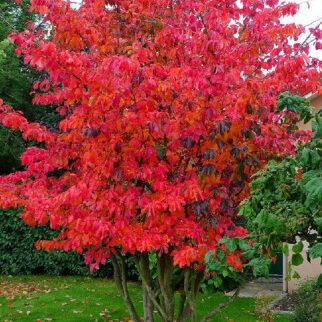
xmin=0 ymin=0 xmax=321 ymax=320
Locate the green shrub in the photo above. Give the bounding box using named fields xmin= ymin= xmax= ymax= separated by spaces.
xmin=292 ymin=278 xmax=322 ymax=322
xmin=0 ymin=208 xmax=138 ymax=279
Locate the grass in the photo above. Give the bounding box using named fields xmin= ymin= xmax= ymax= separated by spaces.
xmin=0 ymin=275 xmax=291 ymax=322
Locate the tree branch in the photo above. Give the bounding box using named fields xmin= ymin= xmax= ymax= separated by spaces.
xmin=111 ymin=252 xmax=140 ymax=322
xmin=294 ymin=20 xmax=322 ymax=56
xmin=156 ymin=253 xmax=175 ymax=321
xmin=184 ymin=268 xmax=197 ymax=322
xmin=134 ymin=254 xmax=168 ymax=320
xmin=140 ymin=252 xmax=154 ymax=322
xmin=0 ymin=8 xmax=17 ymax=33
xmin=199 ymin=14 xmax=209 ymax=39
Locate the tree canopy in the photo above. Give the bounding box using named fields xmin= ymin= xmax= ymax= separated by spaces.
xmin=0 ymin=0 xmax=321 ymax=321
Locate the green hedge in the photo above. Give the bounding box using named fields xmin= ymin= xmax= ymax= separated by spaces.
xmin=292 ymin=278 xmax=322 ymax=322
xmin=0 ymin=208 xmax=138 ymax=279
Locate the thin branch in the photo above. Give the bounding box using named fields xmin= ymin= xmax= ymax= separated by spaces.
xmin=199 ymin=14 xmax=209 ymax=39
xmin=0 ymin=8 xmax=17 ymax=33
xmin=295 ymin=0 xmax=320 ymax=5
xmin=294 ymin=20 xmax=322 ymax=56
xmin=304 ymin=16 xmax=322 ymax=27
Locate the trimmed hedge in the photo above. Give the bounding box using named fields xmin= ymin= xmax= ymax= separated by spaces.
xmin=0 ymin=208 xmax=138 ymax=279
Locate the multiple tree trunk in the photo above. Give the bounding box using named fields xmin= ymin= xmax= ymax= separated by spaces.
xmin=110 ymin=250 xmax=240 ymax=322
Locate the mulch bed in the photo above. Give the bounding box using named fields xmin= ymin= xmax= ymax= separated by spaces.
xmin=271 ymin=293 xmax=299 ymax=312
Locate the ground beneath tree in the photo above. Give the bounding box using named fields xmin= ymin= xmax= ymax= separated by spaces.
xmin=226 ymin=278 xmax=283 ymax=298
xmin=0 ymin=275 xmax=291 ymax=322
xmin=271 ymin=294 xmax=299 ymax=312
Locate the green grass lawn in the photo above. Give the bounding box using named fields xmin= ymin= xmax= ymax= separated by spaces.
xmin=0 ymin=275 xmax=291 ymax=321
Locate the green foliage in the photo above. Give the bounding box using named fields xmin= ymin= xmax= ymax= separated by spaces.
xmin=204 ymin=247 xmax=242 ymax=292
xmin=0 ymin=208 xmax=86 ymax=275
xmin=0 ymin=5 xmax=69 ymax=276
xmin=0 ymin=1 xmax=58 ymax=174
xmin=292 ymin=278 xmax=322 ymax=322
xmin=0 ymin=1 xmax=44 ymax=122
xmin=239 ymin=109 xmax=322 ymax=273
xmin=310 ymin=243 xmax=322 ymax=259
xmin=0 ymin=125 xmax=26 ymax=173
xmin=204 ymin=236 xmax=275 ymax=293
xmin=0 ymin=208 xmax=138 ymax=278
xmin=246 ymin=257 xmax=272 ymax=277
xmin=0 ymin=1 xmax=35 ymax=35
xmin=292 ymin=241 xmax=303 ymax=254
xmin=291 ymin=254 xmax=303 ymax=266
xmin=276 ymin=92 xmax=313 ymax=124
xmin=0 ymin=4 xmax=34 ymax=174
xmin=0 ymin=2 xmax=83 ymax=274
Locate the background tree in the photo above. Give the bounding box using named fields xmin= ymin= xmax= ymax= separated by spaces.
xmin=0 ymin=0 xmax=321 ymax=321
xmin=0 ymin=0 xmax=59 ymax=174
xmin=0 ymin=0 xmax=36 ymax=173
xmin=240 ymin=98 xmax=321 ymax=282
xmin=0 ymin=0 xmax=95 ymax=277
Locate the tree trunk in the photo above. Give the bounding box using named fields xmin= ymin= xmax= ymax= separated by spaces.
xmin=177 ymin=292 xmax=190 ymax=322
xmin=110 ymin=253 xmax=140 ymax=322
xmin=112 ymin=250 xmax=243 ymax=322
xmin=141 ymin=252 xmax=154 ymax=322
xmin=157 ymin=253 xmax=175 ymax=322
xmin=134 ymin=253 xmax=168 ymax=320
xmin=143 ymin=286 xmax=154 ymax=322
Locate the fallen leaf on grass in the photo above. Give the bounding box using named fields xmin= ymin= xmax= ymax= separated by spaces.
xmin=0 ymin=281 xmax=55 ymax=298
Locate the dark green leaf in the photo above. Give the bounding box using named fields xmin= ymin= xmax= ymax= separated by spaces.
xmin=282 ymin=244 xmax=289 ymax=256
xmin=292 ymin=253 xmax=304 ymax=266
xmin=309 ymin=243 xmax=322 ymax=259
xmin=292 ymin=242 xmax=304 ymax=254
